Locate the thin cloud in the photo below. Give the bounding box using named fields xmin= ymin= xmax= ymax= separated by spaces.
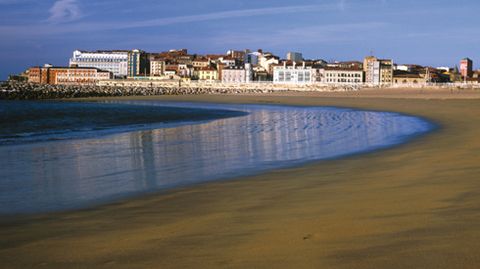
xmin=121 ymin=4 xmax=338 ymax=29
xmin=1 ymin=4 xmax=340 ymax=37
xmin=48 ymin=0 xmax=81 ymax=23
xmin=0 ymin=0 xmax=32 ymax=4
xmin=209 ymin=22 xmax=389 ymax=47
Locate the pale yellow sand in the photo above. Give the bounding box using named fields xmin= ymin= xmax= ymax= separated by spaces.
xmin=2 ymin=90 xmax=480 ymax=268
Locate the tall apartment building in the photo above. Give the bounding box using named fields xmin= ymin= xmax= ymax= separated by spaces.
xmin=69 ymin=50 xmax=128 ymax=78
xmin=28 ymin=65 xmax=112 ymax=85
xmin=364 ymin=56 xmax=393 ymax=85
xmin=460 ymin=58 xmax=473 ymax=78
xmin=127 ymin=49 xmax=150 ymax=78
xmin=150 ymin=59 xmax=166 ymax=76
xmin=287 ymin=52 xmax=303 ymax=62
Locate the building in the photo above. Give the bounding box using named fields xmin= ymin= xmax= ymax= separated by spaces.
xmin=221 ymin=64 xmax=253 ymax=83
xmin=227 ymin=50 xmax=246 ymax=61
xmin=69 ymin=50 xmax=128 ymax=78
xmin=393 ymin=72 xmax=425 ymax=84
xmin=364 ymin=56 xmax=393 ymax=85
xmin=177 ymin=64 xmax=194 ymax=78
xmin=436 ymin=66 xmax=451 ymax=73
xmin=150 ymin=59 xmax=166 ymax=76
xmin=287 ymin=52 xmax=303 ymax=62
xmin=460 ymin=58 xmax=473 ymax=78
xmin=245 ymin=51 xmax=261 ymax=65
xmin=448 ymin=66 xmax=463 ymax=83
xmin=319 ymin=67 xmax=364 ymax=85
xmin=253 ymin=68 xmax=269 ymax=81
xmin=327 ymin=61 xmax=362 ymax=69
xmin=28 ymin=65 xmax=112 ymax=85
xmin=127 ymin=49 xmax=149 ymax=78
xmin=219 ymin=56 xmax=237 ymax=67
xmin=192 ymin=58 xmax=210 ymax=68
xmin=164 ymin=68 xmax=177 ymax=77
xmin=258 ymin=53 xmax=280 ymax=76
xmin=148 ymin=49 xmax=193 ymax=65
xmin=273 ymin=62 xmax=314 ymax=84
xmin=197 ymin=67 xmax=218 ymax=81
xmin=394 ymin=64 xmax=409 ymax=72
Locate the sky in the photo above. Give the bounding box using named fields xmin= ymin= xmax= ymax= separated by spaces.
xmin=0 ymin=0 xmax=479 ymax=79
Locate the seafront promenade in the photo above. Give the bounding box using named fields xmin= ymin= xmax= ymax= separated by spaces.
xmin=2 ymin=80 xmax=480 ymax=100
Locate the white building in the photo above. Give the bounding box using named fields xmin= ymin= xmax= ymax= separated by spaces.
xmin=436 ymin=66 xmax=450 ymax=72
xmin=150 ymin=60 xmax=166 ymax=76
xmin=69 ymin=50 xmax=129 ymax=78
xmin=273 ymin=62 xmax=314 ymax=84
xmin=221 ymin=64 xmax=253 ymax=83
xmin=394 ymin=64 xmax=409 ymax=71
xmin=259 ymin=54 xmax=279 ymax=74
xmin=219 ymin=57 xmax=237 ymax=67
xmin=319 ymin=67 xmax=364 ymax=85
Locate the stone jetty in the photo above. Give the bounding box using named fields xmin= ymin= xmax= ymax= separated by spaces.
xmin=0 ymin=80 xmax=357 ymax=100
xmin=0 ymin=81 xmax=275 ymax=100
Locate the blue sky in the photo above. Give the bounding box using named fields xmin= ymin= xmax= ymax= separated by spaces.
xmin=0 ymin=0 xmax=479 ymax=79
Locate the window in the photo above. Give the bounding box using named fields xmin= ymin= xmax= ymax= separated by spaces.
xmin=285 ymin=72 xmax=292 ymax=81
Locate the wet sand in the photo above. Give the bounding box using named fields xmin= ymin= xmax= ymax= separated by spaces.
xmin=2 ymin=89 xmax=480 ymax=268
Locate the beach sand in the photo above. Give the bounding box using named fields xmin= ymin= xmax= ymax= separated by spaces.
xmin=2 ymin=89 xmax=480 ymax=268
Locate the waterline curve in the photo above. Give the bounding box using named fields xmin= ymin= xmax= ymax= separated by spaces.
xmin=0 ymin=101 xmax=435 ymax=215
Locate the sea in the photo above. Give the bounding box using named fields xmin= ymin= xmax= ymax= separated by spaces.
xmin=0 ymin=100 xmax=436 ymax=215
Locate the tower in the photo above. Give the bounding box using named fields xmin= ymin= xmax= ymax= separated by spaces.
xmin=460 ymin=58 xmax=473 ymax=78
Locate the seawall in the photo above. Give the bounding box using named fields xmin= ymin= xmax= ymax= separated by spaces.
xmin=0 ymin=81 xmax=279 ymax=100
xmin=0 ymin=81 xmax=358 ymax=100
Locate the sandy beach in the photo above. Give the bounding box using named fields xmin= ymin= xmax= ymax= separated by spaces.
xmin=2 ymin=89 xmax=480 ymax=268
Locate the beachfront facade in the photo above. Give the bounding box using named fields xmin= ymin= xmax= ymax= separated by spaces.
xmin=28 ymin=65 xmax=112 ymax=85
xmin=273 ymin=63 xmax=314 ymax=84
xmin=319 ymin=67 xmax=364 ymax=85
xmin=69 ymin=50 xmax=128 ymax=78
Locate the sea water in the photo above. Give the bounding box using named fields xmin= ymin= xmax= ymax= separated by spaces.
xmin=0 ymin=100 xmax=435 ymax=215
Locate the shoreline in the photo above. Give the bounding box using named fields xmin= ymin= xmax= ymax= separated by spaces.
xmin=0 ymin=100 xmax=434 ymax=216
xmin=2 ymin=90 xmax=480 ymax=268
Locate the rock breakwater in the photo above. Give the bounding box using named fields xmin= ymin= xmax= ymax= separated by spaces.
xmin=0 ymin=81 xmax=278 ymax=100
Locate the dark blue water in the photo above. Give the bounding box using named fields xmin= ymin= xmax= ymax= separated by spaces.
xmin=0 ymin=101 xmax=246 ymax=145
xmin=0 ymin=100 xmax=435 ymax=215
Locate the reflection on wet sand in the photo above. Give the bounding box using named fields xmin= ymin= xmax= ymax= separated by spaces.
xmin=0 ymin=102 xmax=433 ymax=215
